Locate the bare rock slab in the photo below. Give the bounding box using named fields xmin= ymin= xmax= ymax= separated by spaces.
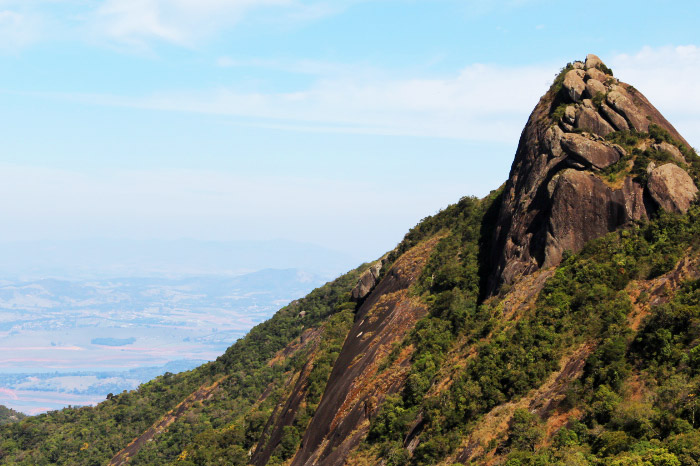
xmin=563 ymin=69 xmax=586 ymax=102
xmin=560 ymin=133 xmax=621 ymax=169
xmin=648 ymin=163 xmax=698 ymax=213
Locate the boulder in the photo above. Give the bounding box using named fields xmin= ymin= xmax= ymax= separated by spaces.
xmin=599 ymin=102 xmax=629 ymax=131
xmin=575 ymin=106 xmax=615 ymax=136
xmin=563 ymin=69 xmax=586 ymax=102
xmin=560 ymin=133 xmax=621 ymax=169
xmin=607 ymin=89 xmax=649 ymax=132
xmin=564 ymin=105 xmax=576 ymax=124
xmin=585 ymin=53 xmax=604 ymax=70
xmin=585 ymin=79 xmax=607 ymax=99
xmin=653 ymin=142 xmax=685 ymax=163
xmin=351 ymin=262 xmax=383 ymax=301
xmin=622 ymin=176 xmax=648 ymax=221
xmin=647 ymin=163 xmax=698 ymax=213
xmin=544 ymin=125 xmax=565 ymax=158
xmin=585 ymin=67 xmax=608 ymax=83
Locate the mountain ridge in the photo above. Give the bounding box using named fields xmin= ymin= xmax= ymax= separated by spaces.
xmin=1 ymin=54 xmax=700 ymax=466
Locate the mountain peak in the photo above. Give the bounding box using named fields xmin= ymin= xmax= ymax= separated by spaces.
xmin=487 ymin=54 xmax=698 ymax=294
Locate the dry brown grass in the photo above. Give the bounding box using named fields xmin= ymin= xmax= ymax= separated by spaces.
xmin=440 ymin=343 xmax=593 ymax=466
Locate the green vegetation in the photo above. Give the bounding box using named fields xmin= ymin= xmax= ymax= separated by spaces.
xmin=502 ymin=254 xmax=700 ymax=465
xmin=550 ymin=63 xmax=574 ymax=97
xmin=601 ymin=125 xmax=700 ymax=187
xmin=592 ymin=91 xmax=606 ymax=108
xmin=128 ymin=271 xmax=361 ymax=466
xmin=551 ymin=103 xmax=569 ymax=124
xmin=597 ymin=62 xmax=614 ymax=76
xmin=548 ymin=63 xmax=574 ymax=124
xmin=366 ymin=199 xmax=700 ymax=465
xmin=0 ymin=406 xmax=25 ymax=426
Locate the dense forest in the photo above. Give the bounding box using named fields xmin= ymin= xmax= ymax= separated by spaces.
xmin=3 ymin=194 xmax=700 ymax=465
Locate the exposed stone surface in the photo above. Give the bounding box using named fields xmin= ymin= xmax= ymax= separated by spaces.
xmin=543 ymin=169 xmax=623 ymax=268
xmin=653 ymin=141 xmax=686 ymax=163
xmin=563 ymin=69 xmax=586 ymax=102
xmin=564 ymin=105 xmax=576 ymax=124
xmin=607 ymin=89 xmax=649 ymax=132
xmin=599 ymin=101 xmax=629 ymax=131
xmin=585 ymin=53 xmax=604 ymax=70
xmin=560 ymin=133 xmax=621 ymax=169
xmin=350 ymin=261 xmax=383 ymax=301
xmin=291 ymin=238 xmax=439 ymax=466
xmin=575 ymin=105 xmax=615 ymax=136
xmin=487 ymin=54 xmax=695 ymax=294
xmin=585 ymin=67 xmax=607 ymax=82
xmin=648 ymin=163 xmax=698 ymax=213
xmin=585 ymin=78 xmax=606 ymax=99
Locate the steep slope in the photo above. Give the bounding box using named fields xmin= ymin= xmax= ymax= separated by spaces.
xmin=1 ymin=54 xmax=699 ymax=466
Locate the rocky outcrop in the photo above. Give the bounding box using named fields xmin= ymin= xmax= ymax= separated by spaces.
xmin=291 ymin=238 xmax=440 ymax=466
xmin=653 ymin=142 xmax=685 ymax=163
xmin=542 ymin=170 xmax=643 ymax=268
xmin=585 ymin=53 xmax=604 ymax=70
xmin=606 ymin=89 xmax=649 ymax=132
xmin=351 ymin=260 xmax=384 ymax=301
xmin=487 ymin=54 xmax=696 ymax=294
xmin=575 ymin=104 xmax=614 ymax=136
xmin=648 ymin=163 xmax=698 ymax=213
xmin=560 ymin=133 xmax=622 ymax=169
xmin=563 ymin=69 xmax=586 ymax=102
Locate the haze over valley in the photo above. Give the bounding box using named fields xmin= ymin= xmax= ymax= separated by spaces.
xmin=0 ymin=239 xmax=357 ymax=414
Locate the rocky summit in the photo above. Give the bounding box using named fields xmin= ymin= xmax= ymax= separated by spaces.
xmin=488 ymin=54 xmax=698 ymax=294
xmin=2 ymin=55 xmax=700 ymax=466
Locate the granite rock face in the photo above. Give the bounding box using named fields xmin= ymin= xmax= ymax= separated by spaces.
xmin=487 ymin=55 xmax=696 ymax=294
xmin=350 ymin=261 xmax=383 ymax=301
xmin=648 ymin=163 xmax=698 ymax=213
xmin=560 ymin=133 xmax=622 ymax=169
xmin=563 ymin=69 xmax=586 ymax=102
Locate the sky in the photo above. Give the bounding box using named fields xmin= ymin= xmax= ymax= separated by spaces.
xmin=1 ymin=0 xmax=699 ymax=263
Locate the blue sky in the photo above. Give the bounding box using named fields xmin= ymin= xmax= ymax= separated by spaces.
xmin=1 ymin=0 xmax=699 ymax=261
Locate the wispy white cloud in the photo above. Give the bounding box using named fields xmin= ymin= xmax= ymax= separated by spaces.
xmin=53 ymin=62 xmax=555 ymax=143
xmin=0 ymin=7 xmax=42 ymax=50
xmin=69 ymin=45 xmax=699 ymax=146
xmin=0 ymin=0 xmax=362 ymax=51
xmin=90 ymin=0 xmax=359 ymax=48
xmin=18 ymin=45 xmax=700 ymax=147
xmin=91 ymin=0 xmax=287 ymax=46
xmin=215 ymin=56 xmax=364 ymax=76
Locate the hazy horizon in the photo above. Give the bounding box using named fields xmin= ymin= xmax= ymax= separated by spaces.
xmin=0 ymin=237 xmax=363 ymax=280
xmin=1 ymin=1 xmax=698 ymax=261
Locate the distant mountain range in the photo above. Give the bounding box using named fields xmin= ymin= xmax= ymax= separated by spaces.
xmin=0 ymin=268 xmax=332 ymax=413
xmin=0 ymin=238 xmax=361 ymax=280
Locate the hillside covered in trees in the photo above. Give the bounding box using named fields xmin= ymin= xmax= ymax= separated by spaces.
xmin=1 ymin=55 xmax=700 ymax=466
